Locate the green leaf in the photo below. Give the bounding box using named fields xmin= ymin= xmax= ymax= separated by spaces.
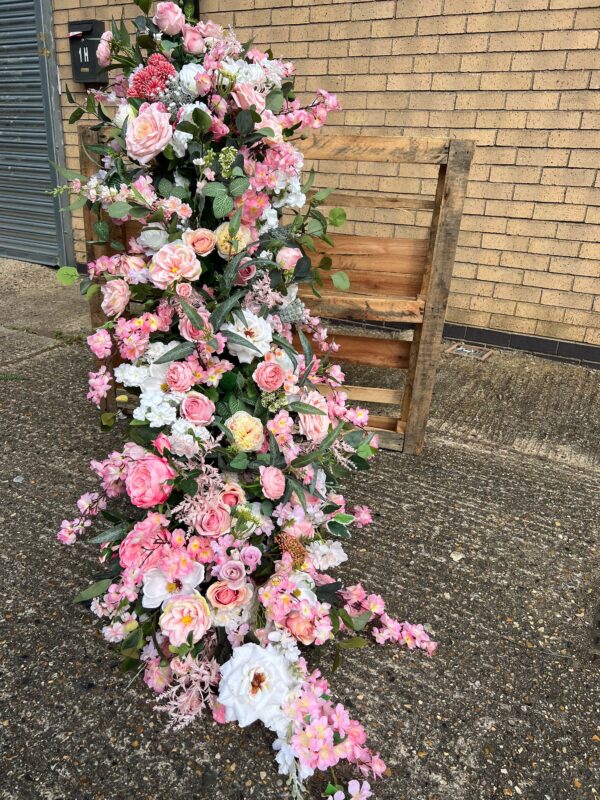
xmin=328 ymin=207 xmax=347 ymax=227
xmin=286 ymin=476 xmax=307 ymax=512
xmin=86 ymin=283 xmax=100 ymax=300
xmin=332 ymin=271 xmax=350 ymax=291
xmin=333 ymin=513 xmax=355 ymax=525
xmin=224 ymin=329 xmax=263 ymax=356
xmin=296 ymin=326 xmax=313 ymax=369
xmin=288 ymin=401 xmax=326 ymax=416
xmin=228 ymin=206 xmax=243 ymax=238
xmin=265 ymin=89 xmax=284 ymax=113
xmin=209 ymin=289 xmax=246 ymax=330
xmin=326 ymin=520 xmax=351 ymax=538
xmin=311 ymin=187 xmax=334 ymax=204
xmin=89 ymin=522 xmax=129 ymax=545
xmin=229 ymin=452 xmax=249 ymax=470
xmin=56 ymin=266 xmax=80 ymax=287
xmin=229 ymin=176 xmax=250 ymax=197
xmin=192 ymin=107 xmax=212 ymax=133
xmin=65 ymin=195 xmax=89 ymax=212
xmin=50 ymin=161 xmax=86 ymax=182
xmin=68 ymin=107 xmax=85 ymax=125
xmin=107 ymin=201 xmax=132 ymax=219
xmin=73 ymin=578 xmax=112 ymax=604
xmin=179 ymin=477 xmax=199 ymax=496
xmin=133 ymin=0 xmax=151 ymax=13
xmin=157 ymin=178 xmax=173 ymax=197
xmin=153 ymin=341 xmax=196 ymax=364
xmin=203 ymin=181 xmax=227 ymax=197
xmin=94 ymin=220 xmax=109 ymax=241
xmin=213 ymin=193 xmax=235 ymax=218
xmin=236 ymin=110 xmax=254 ymax=135
xmin=338 ymin=636 xmax=369 ymax=649
xmin=349 ymin=610 xmax=372 ymax=632
xmin=178 ymin=299 xmax=206 ymax=331
xmin=101 ymin=412 xmax=116 ymax=428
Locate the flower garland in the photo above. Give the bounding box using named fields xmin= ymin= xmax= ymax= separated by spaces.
xmin=56 ymin=3 xmax=436 ymax=797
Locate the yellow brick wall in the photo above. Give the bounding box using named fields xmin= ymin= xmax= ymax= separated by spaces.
xmin=52 ymin=0 xmax=600 ymax=346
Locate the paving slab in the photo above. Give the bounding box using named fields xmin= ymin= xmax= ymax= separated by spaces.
xmin=0 ymin=263 xmax=598 ymax=800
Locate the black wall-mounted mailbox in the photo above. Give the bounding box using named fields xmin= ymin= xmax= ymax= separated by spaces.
xmin=68 ymin=20 xmax=107 ymax=84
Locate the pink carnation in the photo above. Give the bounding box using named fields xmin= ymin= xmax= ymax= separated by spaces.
xmin=87 ymin=329 xmax=112 ymax=359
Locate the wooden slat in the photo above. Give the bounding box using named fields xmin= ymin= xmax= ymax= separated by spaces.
xmin=402 ymin=139 xmax=475 ymax=455
xmin=315 ymin=234 xmax=428 ymax=276
xmin=330 ymin=334 xmax=411 ymax=369
xmin=317 ymin=384 xmax=403 ymax=405
xmin=369 ymin=415 xmax=406 ymax=432
xmin=299 ymin=134 xmax=451 ymax=164
xmin=304 ymin=291 xmax=424 ymax=324
xmin=301 ymin=270 xmax=422 ymax=298
xmin=312 ymin=191 xmax=435 ymax=211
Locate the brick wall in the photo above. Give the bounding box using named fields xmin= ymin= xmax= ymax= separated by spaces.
xmin=52 ymin=0 xmax=600 ymax=346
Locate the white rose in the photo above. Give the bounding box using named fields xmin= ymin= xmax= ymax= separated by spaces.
xmin=179 ymin=63 xmax=206 ymax=96
xmin=114 ymin=101 xmax=133 ymax=128
xmin=138 ymin=224 xmax=169 ymax=253
xmin=218 ymin=644 xmax=299 ymax=732
xmin=221 ymin=310 xmax=272 ymax=364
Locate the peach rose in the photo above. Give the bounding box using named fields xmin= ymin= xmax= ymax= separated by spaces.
xmin=197 ymin=503 xmax=231 ymax=537
xmin=100 ymin=278 xmax=130 ymax=317
xmin=180 ymin=391 xmax=215 ymax=425
xmin=220 ymin=482 xmax=245 ymax=508
xmin=125 ymin=454 xmax=176 ymax=509
xmin=231 ymin=84 xmax=266 ymax=113
xmin=149 ymin=242 xmax=201 ymax=289
xmin=166 ymin=361 xmax=195 ymax=393
xmin=285 ymin=610 xmax=316 ymax=645
xmin=276 ymin=247 xmax=303 ymax=272
xmin=125 ymin=103 xmax=173 ymax=166
xmin=182 ymin=227 xmax=217 ymax=256
xmin=253 ymin=360 xmax=285 ymax=392
xmin=153 ymin=1 xmax=185 ymax=35
xmin=159 ymin=593 xmax=211 ymax=647
xmin=259 ymin=466 xmax=286 ymax=501
xmin=297 ymin=390 xmax=330 ymax=444
xmin=225 ymin=411 xmax=264 ymax=452
xmin=206 ymin=580 xmax=252 ymax=610
xmin=182 ymin=24 xmax=206 ymax=55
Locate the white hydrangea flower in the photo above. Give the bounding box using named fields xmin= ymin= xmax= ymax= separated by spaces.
xmin=267 ymin=629 xmax=301 ymax=662
xmin=114 ymin=363 xmax=149 ymax=388
xmin=221 ymin=310 xmax=272 ymax=364
xmin=306 ymin=540 xmax=348 ymax=570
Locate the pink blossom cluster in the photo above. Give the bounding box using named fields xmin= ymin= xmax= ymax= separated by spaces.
xmin=259 ymin=569 xmax=333 ymax=646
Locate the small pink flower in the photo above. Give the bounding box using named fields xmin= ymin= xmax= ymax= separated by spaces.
xmin=197 ymin=503 xmax=231 ymax=537
xmin=297 ymin=390 xmax=330 ymax=444
xmin=182 ymin=24 xmax=206 ymax=55
xmin=152 ymin=432 xmax=171 ymax=455
xmin=231 ymin=84 xmax=266 ymax=113
xmin=219 ymin=559 xmax=247 ymax=588
xmin=87 ymin=329 xmax=112 ymax=359
xmin=353 ymin=505 xmax=372 ymax=528
xmin=100 ymin=279 xmax=130 ymax=317
xmin=125 ymin=102 xmax=173 ymax=165
xmin=182 ymin=227 xmax=217 ymax=256
xmin=150 ymin=242 xmax=201 ymax=289
xmin=96 ymin=30 xmax=112 ymax=68
xmin=159 ymin=593 xmax=211 ymax=647
xmin=206 ymin=580 xmax=251 ymax=610
xmin=259 ymin=465 xmax=286 ymax=500
xmin=166 ymin=361 xmax=196 ymax=393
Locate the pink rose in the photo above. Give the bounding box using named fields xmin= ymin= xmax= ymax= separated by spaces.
xmin=152 ymin=432 xmax=171 ymax=455
xmin=166 ymin=361 xmax=195 ymax=393
xmin=125 ymin=454 xmax=176 ymax=509
xmin=253 ymin=360 xmax=285 ymax=392
xmin=276 ymin=247 xmax=303 ymax=271
xmin=179 ymin=315 xmax=206 ymax=341
xmin=126 ymin=103 xmax=173 ymax=165
xmin=96 ymin=31 xmax=112 ymax=69
xmin=87 ymin=328 xmax=112 ymax=359
xmin=149 ymin=242 xmax=201 ymax=289
xmin=219 ymin=559 xmax=247 ymax=589
xmin=206 ymin=580 xmax=251 ymax=609
xmin=182 ymin=227 xmax=217 ymax=256
xmin=259 ymin=466 xmax=286 ymax=501
xmin=119 ymin=513 xmax=169 ymax=570
xmin=233 ymin=259 xmax=256 ymax=286
xmin=180 ymin=391 xmax=215 ymax=425
xmin=197 ymin=503 xmax=230 ymax=537
xmin=176 ymin=282 xmax=192 ymax=299
xmin=153 ymin=1 xmax=185 ymax=35
xmin=220 ymin=482 xmax=245 ymax=508
xmin=159 ymin=593 xmax=211 ymax=647
xmin=100 ymin=279 xmax=130 ymax=317
xmin=241 ymin=545 xmax=262 ymax=570
xmin=231 ymin=84 xmax=266 ymax=113
xmin=285 ymin=610 xmax=316 ymax=645
xmin=297 ymin=390 xmax=330 ymax=444
xmin=182 ymin=24 xmax=206 ymax=55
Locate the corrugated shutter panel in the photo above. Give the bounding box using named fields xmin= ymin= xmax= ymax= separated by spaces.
xmin=0 ymin=0 xmax=61 ymax=264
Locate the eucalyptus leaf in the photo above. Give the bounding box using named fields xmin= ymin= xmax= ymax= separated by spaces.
xmin=73 ymin=578 xmax=112 ymax=604
xmin=153 ymin=341 xmax=196 ymax=364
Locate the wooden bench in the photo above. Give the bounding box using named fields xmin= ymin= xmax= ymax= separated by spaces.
xmin=297 ymin=134 xmax=474 ymax=454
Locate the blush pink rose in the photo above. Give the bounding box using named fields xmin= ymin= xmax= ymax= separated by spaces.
xmin=166 ymin=361 xmax=195 ymax=393
xmin=180 ymin=391 xmax=215 ymax=425
xmin=96 ymin=30 xmax=112 ymax=69
xmin=182 ymin=227 xmax=217 ymax=256
xmin=100 ymin=279 xmax=130 ymax=317
xmin=297 ymin=390 xmax=330 ymax=444
xmin=206 ymin=580 xmax=251 ymax=609
xmin=152 ymin=432 xmax=171 ymax=455
xmin=219 ymin=559 xmax=247 ymax=589
xmin=220 ymin=482 xmax=245 ymax=508
xmin=179 ymin=315 xmax=207 ymax=341
xmin=285 ymin=610 xmax=316 ymax=645
xmin=259 ymin=466 xmax=286 ymax=501
xmin=176 ymin=282 xmax=192 ymax=299
xmin=126 ymin=103 xmax=173 ymax=166
xmin=253 ymin=360 xmax=285 ymax=392
xmin=182 ymin=24 xmax=206 ymax=55
xmin=149 ymin=242 xmax=201 ymax=289
xmin=276 ymin=247 xmax=303 ymax=271
xmin=197 ymin=503 xmax=230 ymax=537
xmin=125 ymin=454 xmax=176 ymax=509
xmin=159 ymin=593 xmax=211 ymax=647
xmin=233 ymin=259 xmax=256 ymax=286
xmin=153 ymin=1 xmax=185 ymax=35
xmin=231 ymin=84 xmax=266 ymax=113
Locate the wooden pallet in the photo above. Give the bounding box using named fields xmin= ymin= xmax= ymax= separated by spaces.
xmin=297 ymin=134 xmax=474 ymax=454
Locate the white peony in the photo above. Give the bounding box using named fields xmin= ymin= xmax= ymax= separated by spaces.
xmin=142 ymin=563 xmax=205 ymax=608
xmin=138 ymin=224 xmax=169 ymax=254
xmin=218 ymin=644 xmax=299 ymax=733
xmin=221 ymin=310 xmax=272 ymax=364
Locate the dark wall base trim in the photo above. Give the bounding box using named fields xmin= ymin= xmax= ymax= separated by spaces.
xmin=444 ymin=323 xmax=600 ymax=369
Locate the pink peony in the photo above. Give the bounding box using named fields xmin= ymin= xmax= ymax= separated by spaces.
xmin=159 ymin=593 xmax=211 ymax=646
xmin=153 ymin=1 xmax=185 ymax=35
xmin=197 ymin=503 xmax=231 ymax=537
xmin=96 ymin=31 xmax=112 ymax=69
xmin=259 ymin=466 xmax=286 ymax=501
xmin=182 ymin=227 xmax=217 ymax=256
xmin=182 ymin=24 xmax=206 ymax=55
xmin=125 ymin=454 xmax=176 ymax=509
xmin=253 ymin=360 xmax=285 ymax=392
xmin=149 ymin=242 xmax=201 ymax=289
xmin=297 ymin=390 xmax=330 ymax=444
xmin=231 ymin=84 xmax=266 ymax=113
xmin=100 ymin=279 xmax=130 ymax=317
xmin=166 ymin=361 xmax=196 ymax=393
xmin=180 ymin=391 xmax=215 ymax=425
xmin=206 ymin=580 xmax=251 ymax=610
xmin=125 ymin=103 xmax=173 ymax=165
xmin=87 ymin=329 xmax=112 ymax=359
xmin=276 ymin=247 xmax=303 ymax=271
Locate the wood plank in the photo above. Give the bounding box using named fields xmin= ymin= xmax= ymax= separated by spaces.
xmin=401 ymin=139 xmax=475 ymax=455
xmin=315 ymin=234 xmax=428 ymax=276
xmin=311 ymin=191 xmax=435 ymax=211
xmin=329 ymin=333 xmax=411 ymax=369
xmin=299 ymin=134 xmax=451 ymax=164
xmin=369 ymin=426 xmax=405 ymax=452
xmin=304 ymin=291 xmax=425 ymax=324
xmin=317 ymin=384 xmax=403 ymax=405
xmin=300 ymin=270 xmax=422 ymax=297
